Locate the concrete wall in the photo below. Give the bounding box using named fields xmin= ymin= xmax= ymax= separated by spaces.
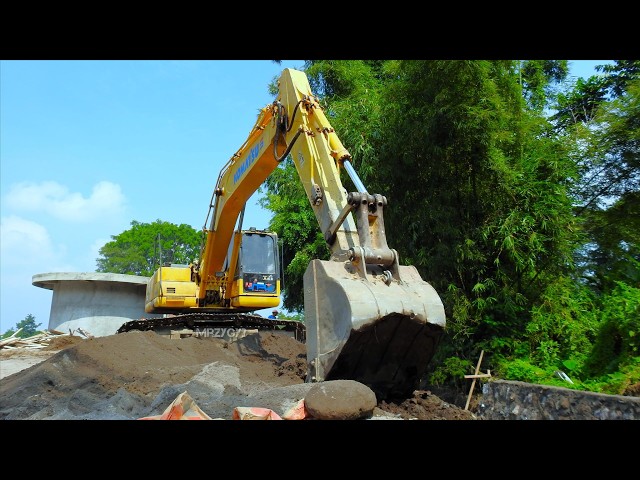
xmin=477 ymin=380 xmax=640 ymax=420
xmin=33 ymin=272 xmax=162 ymax=337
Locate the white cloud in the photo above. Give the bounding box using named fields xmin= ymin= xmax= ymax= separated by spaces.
xmin=0 ymin=215 xmax=59 ymax=267
xmin=4 ymin=180 xmax=126 ymax=222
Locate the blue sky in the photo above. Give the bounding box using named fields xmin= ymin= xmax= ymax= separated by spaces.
xmin=0 ymin=60 xmax=613 ymax=333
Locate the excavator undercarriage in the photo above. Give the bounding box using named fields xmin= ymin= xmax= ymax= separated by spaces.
xmin=117 ymin=312 xmax=305 ymax=342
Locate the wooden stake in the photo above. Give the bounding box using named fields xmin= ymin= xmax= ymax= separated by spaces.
xmin=465 ymin=350 xmax=485 ymax=411
xmin=464 ymin=373 xmax=492 ymax=379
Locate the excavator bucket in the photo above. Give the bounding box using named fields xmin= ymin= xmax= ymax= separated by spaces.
xmin=304 ymin=258 xmax=446 ymax=400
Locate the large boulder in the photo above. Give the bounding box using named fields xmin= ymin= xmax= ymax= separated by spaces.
xmin=304 ymin=380 xmax=377 ymax=420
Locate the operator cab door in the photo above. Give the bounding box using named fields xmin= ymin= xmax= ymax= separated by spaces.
xmin=228 ymin=230 xmax=280 ymax=308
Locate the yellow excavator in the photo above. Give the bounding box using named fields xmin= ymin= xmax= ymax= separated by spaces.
xmin=118 ymin=68 xmax=446 ymax=399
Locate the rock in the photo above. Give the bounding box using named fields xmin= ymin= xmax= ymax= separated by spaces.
xmin=304 ymin=380 xmax=377 ymax=420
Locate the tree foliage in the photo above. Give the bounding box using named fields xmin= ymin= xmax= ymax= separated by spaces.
xmin=574 ymin=80 xmax=640 ymax=294
xmin=13 ymin=314 xmax=42 ymax=338
xmin=96 ymin=220 xmax=202 ymax=276
xmin=555 ymin=61 xmax=640 ymax=296
xmin=376 ymin=62 xmax=586 ymax=384
xmin=583 ymin=282 xmax=640 ymax=377
xmin=519 ymin=60 xmax=569 ymax=112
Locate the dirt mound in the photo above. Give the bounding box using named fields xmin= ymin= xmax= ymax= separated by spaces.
xmin=42 ymin=334 xmax=85 ymax=351
xmin=0 ymin=330 xmax=477 ymax=420
xmin=0 ymin=330 xmax=308 ymax=419
xmin=378 ymin=390 xmax=477 ymax=420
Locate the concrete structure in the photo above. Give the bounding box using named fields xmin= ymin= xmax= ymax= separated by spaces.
xmin=32 ymin=272 xmax=162 ymax=337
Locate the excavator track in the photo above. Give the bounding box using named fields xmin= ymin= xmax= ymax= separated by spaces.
xmin=117 ymin=312 xmax=306 ymax=343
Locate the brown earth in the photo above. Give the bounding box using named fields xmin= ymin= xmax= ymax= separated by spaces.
xmin=377 ymin=388 xmax=478 ymax=420
xmin=0 ymin=330 xmax=480 ymax=420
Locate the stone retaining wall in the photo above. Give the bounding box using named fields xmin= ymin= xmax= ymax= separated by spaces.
xmin=477 ymin=379 xmax=640 ymax=420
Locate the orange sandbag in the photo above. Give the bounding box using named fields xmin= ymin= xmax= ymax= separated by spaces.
xmin=232 ymin=407 xmax=282 ymax=420
xmin=282 ymin=399 xmax=309 ymax=420
xmin=139 ymin=391 xmax=212 ymax=420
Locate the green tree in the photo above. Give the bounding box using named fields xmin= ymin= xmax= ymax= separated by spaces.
xmin=546 ymin=61 xmax=640 ymax=393
xmin=554 ymin=61 xmax=640 ymax=294
xmin=1 ymin=328 xmax=16 ymax=339
xmin=15 ymin=314 xmax=42 ymax=338
xmin=583 ymin=282 xmax=640 ymax=377
xmin=554 ymin=60 xmax=640 ymax=128
xmin=96 ymin=220 xmax=202 ymax=276
xmin=518 ymin=60 xmax=569 ymax=112
xmin=578 ymin=81 xmax=640 ymax=292
xmin=366 ymin=61 xmax=580 ymax=361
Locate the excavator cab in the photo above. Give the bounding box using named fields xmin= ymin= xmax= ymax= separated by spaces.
xmin=228 ymin=229 xmax=280 ymax=309
xmin=144 ymin=228 xmax=280 ymax=313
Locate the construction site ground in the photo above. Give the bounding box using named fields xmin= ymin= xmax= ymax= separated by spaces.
xmin=0 ymin=330 xmax=479 ymax=420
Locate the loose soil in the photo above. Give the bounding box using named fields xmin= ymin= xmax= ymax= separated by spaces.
xmin=0 ymin=330 xmax=479 ymax=420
